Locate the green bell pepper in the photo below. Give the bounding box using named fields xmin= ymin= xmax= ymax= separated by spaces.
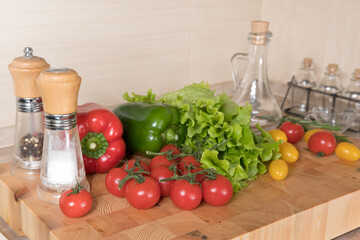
xmin=113 ymin=102 xmax=186 ymax=155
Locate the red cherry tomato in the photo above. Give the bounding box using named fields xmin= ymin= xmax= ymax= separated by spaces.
xmin=279 ymin=121 xmax=304 ymax=144
xmin=105 ymin=168 xmax=128 ymax=198
xmin=125 ymin=176 xmax=161 ymax=209
xmin=149 ymin=155 xmax=174 ymax=169
xmin=179 ymin=156 xmax=200 ymax=173
xmin=170 ymin=180 xmax=202 ymax=210
xmin=308 ymin=131 xmax=337 ymax=156
xmin=160 ymin=144 xmax=181 ymax=155
xmin=160 ymin=144 xmax=182 ymax=163
xmin=59 ymin=186 xmax=93 ymax=218
xmin=201 ymin=175 xmax=233 ymax=206
xmin=121 ymin=159 xmax=150 ymax=175
xmin=150 ymin=165 xmax=175 ymax=197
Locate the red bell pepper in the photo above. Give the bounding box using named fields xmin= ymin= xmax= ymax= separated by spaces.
xmin=77 ymin=103 xmax=126 ymax=174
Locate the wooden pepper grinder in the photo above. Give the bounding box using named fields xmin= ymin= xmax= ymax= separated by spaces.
xmin=36 ymin=68 xmax=89 ymax=204
xmin=8 ymin=47 xmax=50 ymax=179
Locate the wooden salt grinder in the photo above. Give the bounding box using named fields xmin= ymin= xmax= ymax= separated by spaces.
xmin=36 ymin=68 xmax=82 ymax=115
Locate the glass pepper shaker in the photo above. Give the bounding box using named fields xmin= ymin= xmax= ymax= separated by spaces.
xmin=8 ymin=47 xmax=50 ymax=179
xmin=231 ymin=20 xmax=282 ymax=130
xmin=316 ymin=64 xmax=343 ymax=109
xmin=290 ymin=58 xmax=317 ymax=116
xmin=36 ymin=68 xmax=89 ymax=203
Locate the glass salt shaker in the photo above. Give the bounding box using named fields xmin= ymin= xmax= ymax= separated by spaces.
xmin=231 ymin=20 xmax=282 ymax=130
xmin=344 ymin=69 xmax=360 ymax=132
xmin=36 ymin=68 xmax=89 ymax=203
xmin=316 ymin=64 xmax=343 ymax=109
xmin=290 ymin=58 xmax=317 ymax=116
xmin=8 ymin=47 xmax=50 ymax=179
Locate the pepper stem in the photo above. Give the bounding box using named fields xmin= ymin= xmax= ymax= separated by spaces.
xmin=163 ymin=127 xmax=178 ymax=143
xmin=81 ymin=132 xmax=109 ymax=159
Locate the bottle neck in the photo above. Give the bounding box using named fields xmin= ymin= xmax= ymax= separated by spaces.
xmin=246 ymin=39 xmax=269 ymax=82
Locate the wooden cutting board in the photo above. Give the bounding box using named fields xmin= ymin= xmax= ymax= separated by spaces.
xmin=1 ymin=138 xmax=360 ymax=240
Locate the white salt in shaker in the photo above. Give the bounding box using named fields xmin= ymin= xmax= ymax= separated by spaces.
xmin=36 ymin=67 xmax=89 ymax=203
xmin=8 ymin=47 xmax=50 ymax=179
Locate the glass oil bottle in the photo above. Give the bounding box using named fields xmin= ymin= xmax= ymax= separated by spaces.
xmin=231 ymin=20 xmax=282 ymax=131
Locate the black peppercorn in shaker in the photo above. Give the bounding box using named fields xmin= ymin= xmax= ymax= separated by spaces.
xmin=8 ymin=47 xmax=50 ymax=179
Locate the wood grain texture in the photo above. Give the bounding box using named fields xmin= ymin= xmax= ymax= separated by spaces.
xmin=0 ymin=136 xmax=360 ymax=239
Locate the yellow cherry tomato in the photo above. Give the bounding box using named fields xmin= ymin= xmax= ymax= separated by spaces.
xmin=268 ymin=129 xmax=288 ymax=142
xmin=269 ymin=159 xmax=288 ymax=181
xmin=304 ymin=129 xmax=323 ymax=143
xmin=335 ymin=142 xmax=360 ymax=162
xmin=279 ymin=142 xmax=299 ymax=163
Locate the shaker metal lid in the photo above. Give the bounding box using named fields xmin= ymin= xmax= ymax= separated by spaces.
xmin=9 ymin=47 xmax=50 ymax=70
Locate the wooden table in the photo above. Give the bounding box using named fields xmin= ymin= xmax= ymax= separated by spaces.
xmin=1 ymin=126 xmax=360 ymax=240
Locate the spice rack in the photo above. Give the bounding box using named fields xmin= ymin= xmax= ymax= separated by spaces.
xmin=280 ymin=76 xmax=360 ymax=132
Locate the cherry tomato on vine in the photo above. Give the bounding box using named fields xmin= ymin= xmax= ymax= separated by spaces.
xmin=125 ymin=176 xmax=161 ymax=209
xmin=201 ymin=175 xmax=233 ymax=206
xmin=308 ymin=131 xmax=336 ymax=156
xmin=182 ymin=167 xmax=204 ymax=183
xmin=269 ymin=159 xmax=288 ymax=181
xmin=279 ymin=121 xmax=304 ymax=144
xmin=59 ymin=183 xmax=93 ymax=218
xmin=179 ymin=156 xmax=200 ymax=173
xmin=170 ymin=180 xmax=202 ymax=210
xmin=105 ymin=168 xmax=128 ymax=197
xmin=150 ymin=155 xmax=174 ymax=169
xmin=279 ymin=142 xmax=299 ymax=163
xmin=150 ymin=165 xmax=175 ymax=197
xmin=160 ymin=144 xmax=181 ymax=155
xmin=335 ymin=142 xmax=360 ymax=162
xmin=268 ymin=129 xmax=288 ymax=142
xmin=121 ymin=159 xmax=150 ymax=175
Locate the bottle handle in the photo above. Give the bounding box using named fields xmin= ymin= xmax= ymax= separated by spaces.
xmin=231 ymin=52 xmax=248 ymax=86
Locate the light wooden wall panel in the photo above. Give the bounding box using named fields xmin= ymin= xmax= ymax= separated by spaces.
xmin=1 ymin=0 xmax=359 ymax=129
xmin=0 ymin=0 xmax=193 ymax=128
xmin=189 ymin=0 xmax=263 ymax=85
xmin=261 ymin=0 xmax=360 ymax=86
xmin=0 ymin=0 xmax=263 ymax=129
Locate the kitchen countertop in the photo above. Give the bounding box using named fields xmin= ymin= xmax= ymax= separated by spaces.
xmin=1 ymin=81 xmax=360 ymax=239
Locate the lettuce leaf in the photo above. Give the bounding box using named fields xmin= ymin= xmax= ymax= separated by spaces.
xmin=123 ymin=82 xmax=280 ymax=192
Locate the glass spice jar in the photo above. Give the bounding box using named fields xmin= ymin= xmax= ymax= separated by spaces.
xmin=290 ymin=58 xmax=317 ymax=116
xmin=315 ymin=64 xmax=343 ymax=110
xmin=8 ymin=47 xmax=50 ymax=179
xmin=36 ymin=67 xmax=89 ymax=204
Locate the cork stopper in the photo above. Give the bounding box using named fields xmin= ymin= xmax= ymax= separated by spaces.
xmin=327 ymin=64 xmax=338 ymax=74
xmin=36 ymin=68 xmax=81 ymax=115
xmin=303 ymin=58 xmax=313 ymax=69
xmin=8 ymin=47 xmax=50 ymax=98
xmin=250 ymin=21 xmax=270 ymax=45
xmin=354 ymin=69 xmax=360 ymax=80
xmin=251 ymin=21 xmax=269 ymax=33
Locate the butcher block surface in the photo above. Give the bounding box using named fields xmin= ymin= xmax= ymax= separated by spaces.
xmin=1 ymin=137 xmax=360 ymax=240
